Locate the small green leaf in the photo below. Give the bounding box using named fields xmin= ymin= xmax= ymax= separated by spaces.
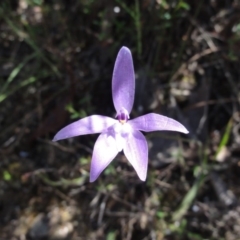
xmin=104 ymin=164 xmax=116 ymax=175
xmin=157 ymin=211 xmax=166 ymax=219
xmin=178 ymin=2 xmax=190 ymax=10
xmin=79 ymin=157 xmax=89 ymax=165
xmin=3 ymin=170 xmax=12 ymax=181
xmin=107 ymin=231 xmax=116 ymax=240
xmin=163 ymin=12 xmax=171 ymax=20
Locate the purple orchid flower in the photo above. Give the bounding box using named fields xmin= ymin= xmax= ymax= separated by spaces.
xmin=53 ymin=47 xmax=188 ymax=182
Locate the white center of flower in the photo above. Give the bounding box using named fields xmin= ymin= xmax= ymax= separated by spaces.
xmin=113 ymin=122 xmax=131 ymax=152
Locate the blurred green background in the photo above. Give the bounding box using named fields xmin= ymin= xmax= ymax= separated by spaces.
xmin=0 ymin=0 xmax=240 ymax=239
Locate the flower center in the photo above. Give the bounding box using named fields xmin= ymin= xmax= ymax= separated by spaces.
xmin=116 ymin=108 xmax=129 ymax=124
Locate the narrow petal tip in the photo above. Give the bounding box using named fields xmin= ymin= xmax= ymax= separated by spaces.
xmin=139 ymin=174 xmax=147 ymax=181
xmin=89 ymin=175 xmax=96 ymax=183
xmin=52 ymin=136 xmax=59 ymax=142
xmin=180 ymin=125 xmax=189 ymax=134
xmin=183 ymin=128 xmax=189 ymax=134
xmin=120 ymin=46 xmax=131 ymax=54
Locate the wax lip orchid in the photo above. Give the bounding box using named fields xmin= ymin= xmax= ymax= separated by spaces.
xmin=53 ymin=46 xmax=188 ymax=182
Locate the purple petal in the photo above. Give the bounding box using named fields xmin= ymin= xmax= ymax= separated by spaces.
xmin=123 ymin=130 xmax=148 ymax=181
xmin=53 ymin=115 xmax=116 ymax=141
xmin=90 ymin=132 xmax=118 ymax=182
xmin=112 ymin=46 xmax=135 ymax=114
xmin=129 ymin=113 xmax=189 ymax=134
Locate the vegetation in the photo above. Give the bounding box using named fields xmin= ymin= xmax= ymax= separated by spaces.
xmin=0 ymin=0 xmax=240 ymax=239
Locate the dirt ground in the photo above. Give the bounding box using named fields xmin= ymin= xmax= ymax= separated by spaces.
xmin=1 ymin=0 xmax=240 ymax=239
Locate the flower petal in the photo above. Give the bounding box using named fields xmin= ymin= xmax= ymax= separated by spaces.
xmin=129 ymin=113 xmax=189 ymax=134
xmin=53 ymin=115 xmax=116 ymax=141
xmin=123 ymin=130 xmax=148 ymax=181
xmin=112 ymin=46 xmax=135 ymax=114
xmin=90 ymin=132 xmax=118 ymax=182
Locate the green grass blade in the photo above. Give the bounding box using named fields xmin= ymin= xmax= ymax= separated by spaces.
xmin=1 ymin=53 xmax=37 ymax=94
xmin=215 ymin=118 xmax=232 ymax=159
xmin=0 ymin=77 xmax=37 ymax=103
xmin=172 ymin=174 xmax=205 ymax=221
xmin=3 ymin=16 xmax=61 ymax=77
